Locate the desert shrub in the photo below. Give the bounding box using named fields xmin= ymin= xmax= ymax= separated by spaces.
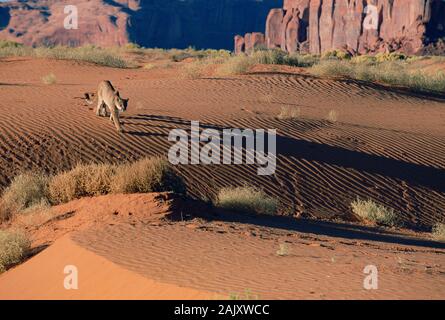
xmin=326 ymin=109 xmax=339 ymax=122
xmin=202 ymin=49 xmax=231 ymax=59
xmin=40 ymin=46 xmax=131 ymax=68
xmin=123 ymin=42 xmax=144 ymax=54
xmin=432 ymin=223 xmax=445 ymax=242
xmin=351 ymin=198 xmax=400 ymax=227
xmin=181 ymin=60 xmax=207 ymax=79
xmin=48 ymin=163 xmax=117 ymax=205
xmin=216 ymin=186 xmax=278 ymax=215
xmin=229 ymin=289 xmax=259 ymax=300
xmin=0 ymin=40 xmax=23 ymax=49
xmin=276 ymin=243 xmax=290 ymax=256
xmin=111 ymin=157 xmax=186 ymax=195
xmin=351 ymin=55 xmax=376 ymax=65
xmin=286 ymin=53 xmax=319 ymax=67
xmin=0 ymin=45 xmax=131 ymax=68
xmin=139 ymin=48 xmax=169 ymax=60
xmin=42 ymin=73 xmax=57 ymax=85
xmin=170 ymin=47 xmax=231 ymax=62
xmin=143 ymin=63 xmax=156 ymax=70
xmin=0 ymin=172 xmax=49 ymax=221
xmin=310 ymin=59 xmax=445 ymax=93
xmin=277 ymin=106 xmax=301 ymax=120
xmin=0 ymin=230 xmax=30 ymax=273
xmin=375 ymin=52 xmax=407 ymax=62
xmin=249 ymin=50 xmax=318 ymax=67
xmin=310 ymin=60 xmax=354 ymax=78
xmin=171 ymin=51 xmax=193 ymax=62
xmin=216 ymin=55 xmax=254 ymax=76
xmin=321 ymin=50 xmax=352 ymax=60
xmin=250 ymin=49 xmax=288 ymax=65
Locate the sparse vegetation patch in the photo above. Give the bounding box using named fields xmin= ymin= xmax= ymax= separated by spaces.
xmin=0 ymin=230 xmax=30 ymax=273
xmin=0 ymin=172 xmax=49 ymax=222
xmin=351 ymin=198 xmax=400 ymax=227
xmin=216 ymin=186 xmax=278 ymax=215
xmin=432 ymin=223 xmax=445 ymax=242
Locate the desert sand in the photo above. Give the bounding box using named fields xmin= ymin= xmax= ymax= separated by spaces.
xmin=1 ymin=57 xmax=444 ymax=223
xmin=0 ymin=56 xmax=444 ymax=299
xmin=0 ymin=193 xmax=444 ymax=299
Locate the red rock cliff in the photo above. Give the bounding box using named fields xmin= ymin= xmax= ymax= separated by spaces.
xmin=0 ymin=0 xmax=279 ymax=49
xmin=236 ymin=0 xmax=445 ymax=55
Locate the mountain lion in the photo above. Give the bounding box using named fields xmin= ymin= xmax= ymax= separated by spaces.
xmin=85 ymin=81 xmax=129 ymax=132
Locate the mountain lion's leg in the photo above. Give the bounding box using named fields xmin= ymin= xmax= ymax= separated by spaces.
xmin=96 ymin=98 xmax=104 ymax=116
xmin=110 ymin=106 xmax=123 ymax=132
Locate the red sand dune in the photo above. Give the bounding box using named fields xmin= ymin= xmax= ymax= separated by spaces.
xmin=0 ymin=56 xmax=444 ymax=299
xmin=1 ymin=194 xmax=444 ymax=300
xmin=0 ymin=57 xmax=444 ymax=226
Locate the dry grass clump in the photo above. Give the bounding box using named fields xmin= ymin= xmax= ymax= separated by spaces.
xmin=276 ymin=243 xmax=290 ymax=256
xmin=321 ymin=49 xmax=352 ymax=60
xmin=48 ymin=163 xmax=117 ymax=205
xmin=0 ymin=40 xmax=23 ymax=49
xmin=180 ymin=55 xmax=228 ymax=79
xmin=310 ymin=58 xmax=445 ymax=93
xmin=432 ymin=223 xmax=445 ymax=242
xmin=0 ymin=172 xmax=49 ymax=222
xmin=34 ymin=46 xmax=131 ymax=68
xmin=181 ymin=49 xmax=319 ymax=77
xmin=228 ymin=289 xmax=259 ymax=300
xmin=216 ymin=186 xmax=278 ymax=215
xmin=143 ymin=63 xmax=156 ymax=70
xmin=42 ymin=73 xmax=57 ymax=85
xmin=111 ymin=157 xmax=186 ymax=194
xmin=351 ymin=198 xmax=400 ymax=227
xmin=246 ymin=49 xmax=318 ymax=67
xmin=170 ymin=48 xmax=231 ymax=62
xmin=216 ymin=55 xmax=254 ymax=76
xmin=181 ymin=60 xmax=207 ymax=79
xmin=0 ymin=230 xmax=30 ymax=273
xmin=326 ymin=109 xmax=339 ymax=122
xmin=311 ymin=60 xmax=354 ymax=78
xmin=277 ymin=106 xmax=301 ymax=120
xmin=0 ymin=44 xmax=131 ymax=68
xmin=2 ymin=157 xmax=185 ymax=209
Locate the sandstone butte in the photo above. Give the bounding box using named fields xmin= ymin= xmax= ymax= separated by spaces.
xmin=235 ymin=0 xmax=445 ymax=55
xmin=0 ymin=0 xmax=276 ymax=49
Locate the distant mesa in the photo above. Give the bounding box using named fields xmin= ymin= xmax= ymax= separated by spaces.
xmin=235 ymin=0 xmax=445 ymax=55
xmin=0 ymin=0 xmax=280 ymax=49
